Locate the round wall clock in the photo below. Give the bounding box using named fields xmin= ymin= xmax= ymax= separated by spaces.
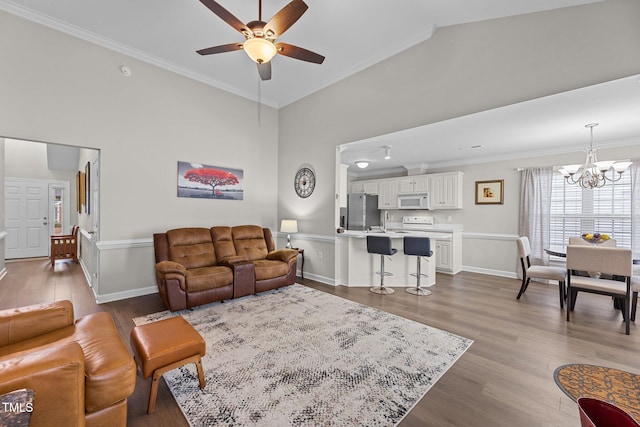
xmin=294 ymin=167 xmax=316 ymax=198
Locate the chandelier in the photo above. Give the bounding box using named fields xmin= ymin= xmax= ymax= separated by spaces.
xmin=559 ymin=123 xmax=632 ymax=189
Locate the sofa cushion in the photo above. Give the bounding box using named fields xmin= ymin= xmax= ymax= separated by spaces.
xmin=167 ymin=228 xmax=217 ymax=269
xmin=232 ymin=226 xmax=269 ymax=261
xmin=211 ymin=226 xmax=240 ymax=260
xmin=253 ymin=259 xmax=290 ymax=281
xmin=185 ymin=266 xmax=234 ymax=292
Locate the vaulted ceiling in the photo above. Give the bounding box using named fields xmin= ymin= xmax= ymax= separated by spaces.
xmin=0 ymin=0 xmax=603 ymax=108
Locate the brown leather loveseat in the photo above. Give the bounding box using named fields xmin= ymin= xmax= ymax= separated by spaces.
xmin=153 ymin=225 xmax=298 ymax=311
xmin=0 ymin=300 xmax=136 ymax=427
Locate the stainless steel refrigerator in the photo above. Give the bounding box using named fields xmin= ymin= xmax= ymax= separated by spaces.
xmin=347 ymin=193 xmax=380 ymax=231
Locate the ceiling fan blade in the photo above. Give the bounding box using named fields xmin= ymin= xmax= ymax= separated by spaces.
xmin=197 ymin=43 xmax=243 ymax=55
xmin=198 ymin=0 xmax=248 ymax=34
xmin=257 ymin=62 xmax=272 ymax=81
xmin=276 ymin=42 xmax=324 ymax=64
xmin=264 ymin=0 xmax=308 ymax=38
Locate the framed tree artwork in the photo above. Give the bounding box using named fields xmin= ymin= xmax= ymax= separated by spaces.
xmin=475 ymin=180 xmax=504 ymax=205
xmin=177 ymin=161 xmax=244 ymax=200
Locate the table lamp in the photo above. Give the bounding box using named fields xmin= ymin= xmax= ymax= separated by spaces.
xmin=280 ymin=220 xmax=298 ymax=249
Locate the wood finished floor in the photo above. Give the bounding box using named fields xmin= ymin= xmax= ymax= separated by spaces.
xmin=2 ymin=257 xmax=639 ymax=426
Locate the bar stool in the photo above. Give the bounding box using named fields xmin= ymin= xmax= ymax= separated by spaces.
xmin=404 ymin=236 xmax=434 ymax=296
xmin=367 ymin=235 xmax=397 ymax=295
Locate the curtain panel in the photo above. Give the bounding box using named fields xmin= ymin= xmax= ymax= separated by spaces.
xmin=519 ymin=167 xmax=553 ymax=265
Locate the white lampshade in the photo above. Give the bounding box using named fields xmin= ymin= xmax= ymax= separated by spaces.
xmin=280 ymin=220 xmax=298 ymax=233
xmin=613 ymin=161 xmax=632 ymax=173
xmin=243 ymin=38 xmax=277 ymax=64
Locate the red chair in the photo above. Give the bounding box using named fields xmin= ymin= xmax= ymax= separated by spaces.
xmin=578 ymin=397 xmax=639 ymax=427
xmin=50 ymin=226 xmax=79 ymax=268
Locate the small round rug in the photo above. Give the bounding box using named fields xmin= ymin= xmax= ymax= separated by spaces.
xmin=554 ymin=364 xmax=640 ymax=422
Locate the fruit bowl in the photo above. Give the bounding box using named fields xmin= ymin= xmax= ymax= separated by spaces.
xmin=581 ymin=233 xmax=610 ymax=244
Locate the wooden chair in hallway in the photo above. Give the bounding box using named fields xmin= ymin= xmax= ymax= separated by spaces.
xmin=50 ymin=225 xmax=79 ymax=268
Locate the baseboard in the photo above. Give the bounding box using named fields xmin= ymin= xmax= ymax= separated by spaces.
xmin=96 ymin=285 xmax=159 ymax=304
xmin=462 ymin=265 xmax=517 ymax=279
xmin=300 ymin=271 xmax=335 ymax=286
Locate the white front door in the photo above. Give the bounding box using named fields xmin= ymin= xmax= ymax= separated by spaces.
xmin=5 ymin=179 xmax=50 ymax=259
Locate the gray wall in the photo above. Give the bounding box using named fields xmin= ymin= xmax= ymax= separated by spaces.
xmin=277 ymin=0 xmax=640 ymax=281
xmin=0 ymin=10 xmax=279 ymax=301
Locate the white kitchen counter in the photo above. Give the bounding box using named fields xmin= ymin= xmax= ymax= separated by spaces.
xmin=338 ymin=229 xmax=452 ymax=240
xmin=335 ymin=230 xmax=441 ymax=288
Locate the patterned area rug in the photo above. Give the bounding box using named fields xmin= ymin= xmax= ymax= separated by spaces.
xmin=554 ymin=364 xmax=640 ymax=422
xmin=134 ymin=284 xmax=472 ymax=426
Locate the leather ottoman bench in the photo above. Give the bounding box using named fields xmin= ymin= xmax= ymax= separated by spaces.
xmin=130 ymin=316 xmax=206 ymax=413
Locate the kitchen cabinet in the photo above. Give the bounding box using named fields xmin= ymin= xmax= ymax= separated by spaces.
xmin=378 ymin=179 xmax=399 ymax=208
xmin=399 ymin=176 xmax=429 ymax=193
xmin=430 ymin=171 xmax=463 ymax=209
xmin=350 ymin=180 xmax=378 ymax=194
xmin=435 ymin=240 xmax=452 ymax=271
xmin=434 ymin=232 xmax=462 ymax=274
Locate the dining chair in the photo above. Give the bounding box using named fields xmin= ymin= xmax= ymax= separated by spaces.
xmin=566 ymin=245 xmax=633 ymax=335
xmin=516 ymin=236 xmax=567 ymax=308
xmin=631 ymin=272 xmax=640 ymax=322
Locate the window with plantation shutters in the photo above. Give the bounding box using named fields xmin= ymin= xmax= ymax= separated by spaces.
xmin=549 ymin=170 xmax=632 ymax=252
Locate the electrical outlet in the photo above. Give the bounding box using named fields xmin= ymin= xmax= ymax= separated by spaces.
xmin=318 ymin=251 xmax=323 ymax=260
xmin=447 ymin=216 xmax=452 ymax=222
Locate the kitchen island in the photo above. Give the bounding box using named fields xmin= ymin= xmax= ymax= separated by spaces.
xmin=335 ymin=229 xmax=458 ymax=288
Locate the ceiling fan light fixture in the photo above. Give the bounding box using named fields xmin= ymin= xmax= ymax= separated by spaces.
xmin=243 ymin=37 xmax=277 ymax=63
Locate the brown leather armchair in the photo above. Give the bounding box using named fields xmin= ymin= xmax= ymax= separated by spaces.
xmin=0 ymin=301 xmax=136 ymax=427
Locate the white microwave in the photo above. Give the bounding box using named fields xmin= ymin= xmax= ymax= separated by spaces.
xmin=397 ymin=193 xmax=431 ymax=210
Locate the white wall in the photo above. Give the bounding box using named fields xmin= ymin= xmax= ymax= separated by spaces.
xmin=0 ymin=138 xmax=4 ymax=278
xmin=277 ymin=0 xmax=640 ymax=282
xmin=0 ymin=11 xmax=279 ymax=301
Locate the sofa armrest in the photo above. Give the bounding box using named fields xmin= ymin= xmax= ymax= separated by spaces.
xmin=155 ymin=260 xmax=187 ymax=276
xmin=0 ymin=301 xmax=74 ymax=347
xmin=0 ymin=341 xmax=85 ymax=426
xmin=266 ymin=249 xmax=299 ymax=263
xmin=218 ymin=255 xmax=249 ymax=266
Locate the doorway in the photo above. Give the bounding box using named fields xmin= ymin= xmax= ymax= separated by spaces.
xmin=3 ymin=138 xmax=99 ymax=281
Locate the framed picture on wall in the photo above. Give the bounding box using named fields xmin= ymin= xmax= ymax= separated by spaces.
xmin=85 ymin=162 xmax=91 ymax=214
xmin=475 ymin=180 xmax=504 ymax=205
xmin=79 ymin=172 xmax=86 ymax=209
xmin=76 ymin=171 xmax=82 ymax=213
xmin=177 ymin=161 xmax=244 ymax=200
